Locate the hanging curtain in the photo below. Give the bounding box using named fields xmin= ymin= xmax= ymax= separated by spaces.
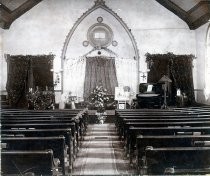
xmin=115 ymin=58 xmax=137 ymax=95
xmin=32 ymin=56 xmax=54 ymax=91
xmin=170 ymin=56 xmax=195 ymax=105
xmin=6 ymin=55 xmax=54 ymax=108
xmin=146 ymin=53 xmax=195 ymax=106
xmin=6 ymin=56 xmax=29 ymax=107
xmin=63 ymin=57 xmax=86 ymax=100
xmin=147 ymin=55 xmax=170 ymax=83
xmin=146 ymin=54 xmax=172 ymax=104
xmin=83 ymin=56 xmax=118 ymax=100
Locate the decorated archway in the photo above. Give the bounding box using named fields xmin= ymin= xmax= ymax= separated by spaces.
xmin=61 ymin=0 xmax=140 ymax=99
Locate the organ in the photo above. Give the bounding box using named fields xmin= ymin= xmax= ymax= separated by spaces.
xmin=136 ymin=83 xmax=164 ymax=108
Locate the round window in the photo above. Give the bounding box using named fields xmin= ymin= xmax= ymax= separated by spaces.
xmin=87 ymin=23 xmax=113 ymax=48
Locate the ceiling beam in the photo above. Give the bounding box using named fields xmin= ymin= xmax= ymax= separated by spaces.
xmin=0 ymin=4 xmax=12 ymax=29
xmin=156 ymin=0 xmax=210 ymax=30
xmin=0 ymin=0 xmax=42 ymax=29
xmin=190 ymin=12 xmax=210 ymax=30
xmin=155 ymin=0 xmax=192 ymax=27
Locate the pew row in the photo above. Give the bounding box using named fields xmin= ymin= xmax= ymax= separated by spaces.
xmin=1 ymin=128 xmax=74 ymax=171
xmin=141 ymin=147 xmax=210 ymax=175
xmin=2 ymin=136 xmax=67 ymax=175
xmin=1 ymin=150 xmax=57 ymax=176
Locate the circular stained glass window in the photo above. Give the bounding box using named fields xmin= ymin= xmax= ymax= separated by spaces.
xmin=87 ymin=23 xmax=113 ymax=48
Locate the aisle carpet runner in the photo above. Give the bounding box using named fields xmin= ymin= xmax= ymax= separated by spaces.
xmin=72 ymin=124 xmax=136 ymax=175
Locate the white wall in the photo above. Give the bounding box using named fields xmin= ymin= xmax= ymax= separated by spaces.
xmin=0 ymin=28 xmax=7 ymax=92
xmin=1 ymin=0 xmax=197 ymax=99
xmin=195 ymin=22 xmax=210 ymax=105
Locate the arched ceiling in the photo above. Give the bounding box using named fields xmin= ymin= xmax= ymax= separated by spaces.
xmin=0 ymin=0 xmax=209 ymax=30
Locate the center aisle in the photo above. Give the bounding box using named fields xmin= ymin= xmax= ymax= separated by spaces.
xmin=72 ymin=124 xmax=136 ymax=175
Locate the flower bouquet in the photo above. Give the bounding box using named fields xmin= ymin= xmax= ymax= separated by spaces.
xmin=26 ymin=88 xmax=54 ymax=110
xmin=90 ymin=85 xmax=109 ymax=123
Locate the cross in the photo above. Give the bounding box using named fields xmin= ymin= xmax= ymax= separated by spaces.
xmin=141 ymin=73 xmax=147 ymax=80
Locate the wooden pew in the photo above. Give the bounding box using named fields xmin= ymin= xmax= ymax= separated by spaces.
xmin=118 ymin=116 xmax=210 ymax=136
xmin=1 ymin=108 xmax=86 ymax=114
xmin=115 ymin=112 xmax=195 ymax=133
xmin=3 ymin=117 xmax=85 ymax=145
xmin=1 ymin=123 xmax=78 ymax=156
xmin=1 ymin=150 xmax=56 ymax=176
xmin=1 ymin=128 xmax=74 ymax=171
xmin=116 ymin=108 xmax=210 ymax=175
xmin=116 ymin=109 xmax=207 ymax=131
xmin=127 ymin=126 xmax=210 ymax=163
xmin=1 ymin=108 xmax=88 ymax=122
xmin=122 ymin=121 xmax=210 ymax=141
xmin=2 ymin=136 xmax=67 ymax=175
xmin=120 ymin=117 xmax=210 ymax=134
xmin=1 ymin=117 xmax=86 ymax=143
xmin=1 ymin=119 xmax=78 ymax=136
xmin=2 ymin=115 xmax=86 ymax=139
xmin=1 ymin=110 xmax=88 ymax=138
xmin=116 ymin=109 xmax=210 ymax=140
xmin=136 ymin=135 xmax=210 ymax=169
xmin=142 ymin=147 xmax=210 ymax=175
xmin=0 ymin=108 xmax=88 ymax=175
xmin=115 ymin=113 xmax=210 ymax=128
xmin=119 ymin=115 xmax=210 ymax=153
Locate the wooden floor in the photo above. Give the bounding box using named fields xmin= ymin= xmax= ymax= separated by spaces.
xmin=72 ymin=123 xmax=136 ymax=175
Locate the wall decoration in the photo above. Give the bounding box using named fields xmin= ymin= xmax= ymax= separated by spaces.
xmin=112 ymin=40 xmax=118 ymax=47
xmin=82 ymin=40 xmax=89 ymax=47
xmin=140 ymin=72 xmax=147 ymax=83
xmin=87 ymin=22 xmax=113 ymax=48
xmin=97 ymin=16 xmax=103 ymax=23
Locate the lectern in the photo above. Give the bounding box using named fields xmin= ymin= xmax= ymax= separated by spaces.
xmin=158 ymin=75 xmax=172 ymax=109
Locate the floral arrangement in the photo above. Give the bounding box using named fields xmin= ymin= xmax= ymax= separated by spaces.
xmin=90 ymin=85 xmax=110 ymax=112
xmin=27 ymin=89 xmax=54 ymax=110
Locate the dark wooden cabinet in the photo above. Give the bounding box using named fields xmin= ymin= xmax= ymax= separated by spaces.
xmin=136 ymin=83 xmax=164 ymax=108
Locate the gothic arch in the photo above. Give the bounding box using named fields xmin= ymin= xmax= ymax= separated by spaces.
xmin=61 ymin=0 xmax=140 ymax=92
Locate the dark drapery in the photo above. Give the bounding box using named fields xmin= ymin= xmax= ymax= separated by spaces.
xmin=6 ymin=55 xmax=54 ymax=108
xmin=6 ymin=56 xmax=29 ymax=107
xmin=147 ymin=55 xmax=170 ymax=83
xmin=170 ymin=56 xmax=195 ymax=105
xmin=84 ymin=56 xmax=118 ymax=100
xmin=146 ymin=53 xmax=195 ymax=106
